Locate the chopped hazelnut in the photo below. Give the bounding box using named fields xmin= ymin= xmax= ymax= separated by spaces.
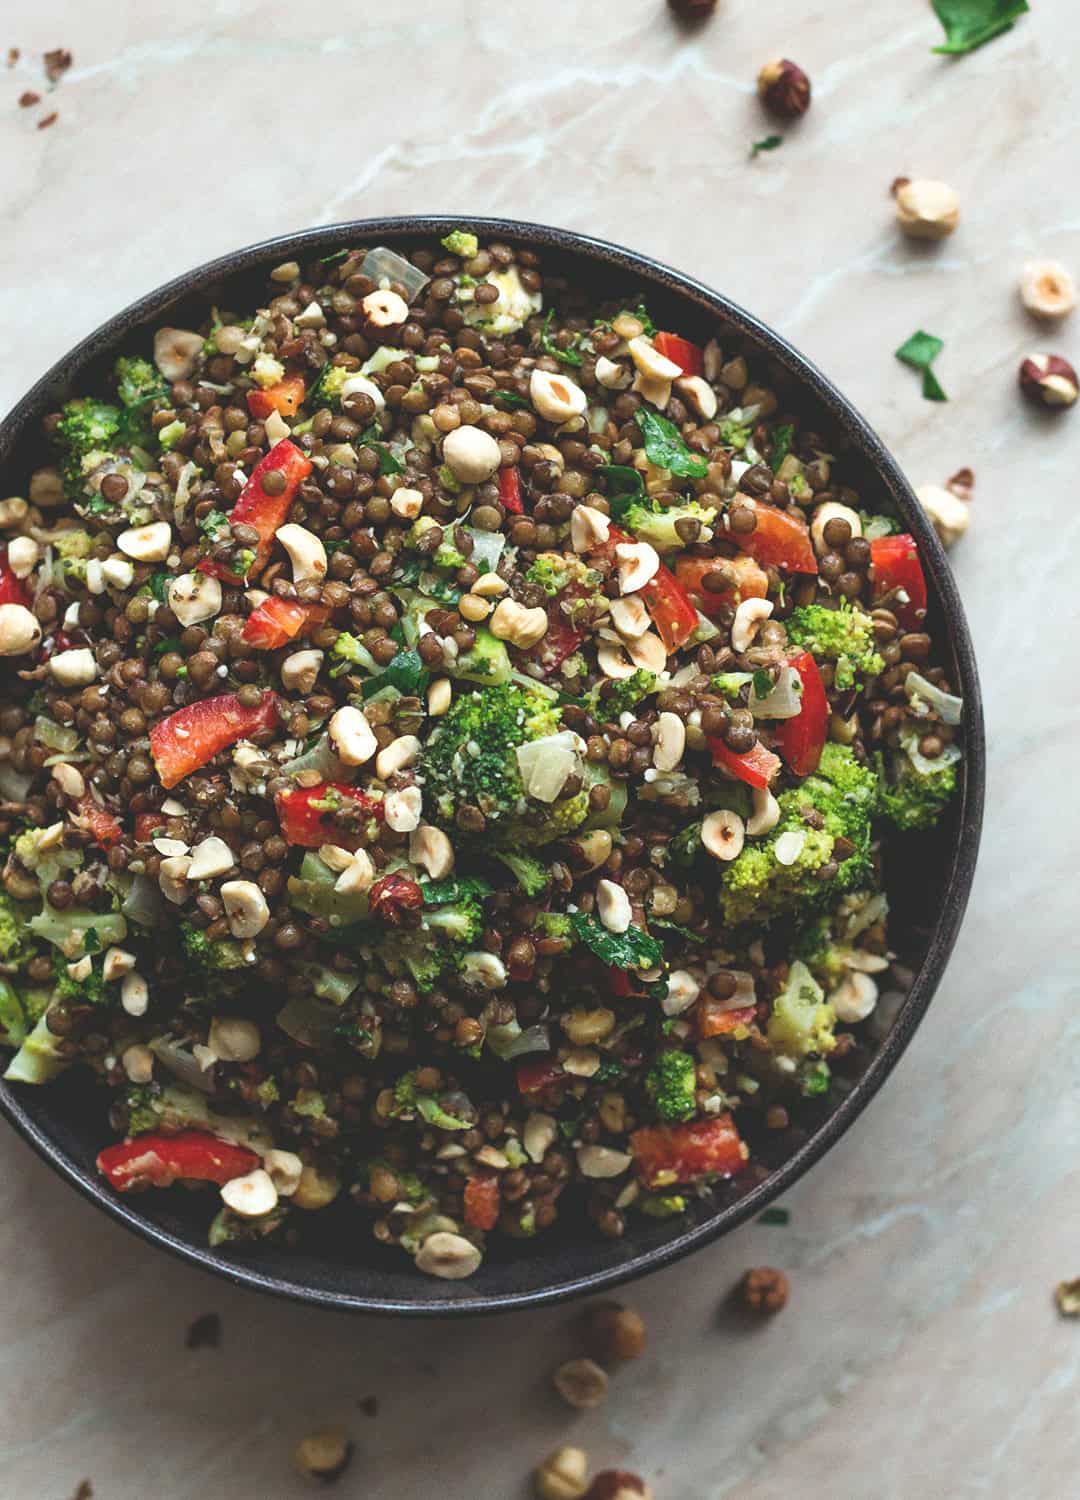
xmin=893 ymin=179 xmax=960 ymax=240
xmin=552 ymin=1357 xmax=609 ymax=1410
xmin=1019 ymin=353 xmax=1078 ymax=410
xmin=757 ymin=58 xmax=811 ymax=119
xmin=740 ymin=1265 xmax=790 ymax=1314
xmin=581 ymin=1302 xmax=647 ymax=1364
xmin=292 ymin=1424 xmax=354 ymax=1483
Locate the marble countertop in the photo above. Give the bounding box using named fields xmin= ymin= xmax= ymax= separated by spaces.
xmin=1 ymin=2 xmax=1077 ymax=1496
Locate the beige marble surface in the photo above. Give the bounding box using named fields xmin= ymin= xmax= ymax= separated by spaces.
xmin=0 ymin=2 xmax=1077 ymax=1496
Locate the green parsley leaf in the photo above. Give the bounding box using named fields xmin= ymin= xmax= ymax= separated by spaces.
xmin=769 ymin=423 xmax=795 ymax=472
xmin=931 ymin=0 xmax=1029 ymax=54
xmin=651 ymin=917 xmax=707 ymax=946
xmin=750 ymin=135 xmax=783 ymax=157
xmin=540 ymin=310 xmax=584 ymax=368
xmin=421 ymin=876 xmax=494 ymax=906
xmin=758 ymin=1206 xmax=790 ymax=1225
xmin=493 ymin=390 xmax=530 ymax=410
xmin=148 ymin=571 xmax=170 ymax=603
xmin=320 ymin=248 xmax=350 ymax=265
xmin=595 ymin=463 xmax=645 ymax=521
xmin=569 ymin=912 xmax=664 ymax=972
xmin=152 ymin=635 xmax=183 ymax=658
xmin=752 ymin=668 xmax=774 ymax=700
xmin=197 ymin=509 xmax=231 ymax=542
xmin=360 ymin=647 xmax=429 ymax=701
xmin=634 ymin=409 xmax=709 ymax=479
xmin=895 ymin=330 xmax=949 ymax=402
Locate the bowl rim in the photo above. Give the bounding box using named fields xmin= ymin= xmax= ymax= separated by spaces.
xmin=0 ymin=215 xmax=984 ymax=1316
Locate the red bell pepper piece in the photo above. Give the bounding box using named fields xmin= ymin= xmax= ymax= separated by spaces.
xmin=775 ymin=650 xmax=828 ymax=777
xmin=606 ymin=525 xmax=699 ymax=652
xmin=674 ymin=554 xmax=768 ymax=617
xmin=133 ymin=812 xmax=167 ymax=842
xmin=276 ymin=781 xmax=385 ymax=849
xmin=697 ymin=1000 xmax=756 ymax=1039
xmin=246 ymin=374 xmax=306 ymax=421
xmin=74 ymin=795 xmax=123 ymax=850
xmin=497 ymin=467 xmax=525 ymax=514
xmin=97 ymin=1131 xmax=260 ymax=1193
xmin=0 ymin=547 xmax=31 ymax=608
xmin=731 ymin=501 xmax=818 ymax=575
xmin=204 ymin=439 xmax=312 ymax=583
xmin=368 ymin=872 xmax=424 ymax=925
xmin=870 ymin=533 xmax=927 ymax=631
xmin=528 ymin=609 xmax=586 ymax=677
xmin=241 ymin=597 xmax=328 ymax=651
xmin=653 ymin=331 xmax=704 ymax=378
xmin=630 ymin=1115 xmax=748 ymax=1187
xmin=149 ymin=691 xmax=279 ymax=790
xmin=463 ymin=1173 xmax=501 ymax=1231
xmin=707 ymin=736 xmax=781 ymax=790
xmin=516 ymin=1058 xmax=565 ymax=1097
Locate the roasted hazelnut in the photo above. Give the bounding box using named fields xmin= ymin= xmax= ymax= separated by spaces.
xmin=667 ymin=0 xmax=717 ymax=16
xmin=587 ymin=1473 xmax=652 ymax=1500
xmin=1020 ymin=258 xmax=1077 ymax=321
xmin=581 ymin=1302 xmax=647 ymax=1364
xmin=1019 ymin=353 xmax=1079 ymax=410
xmin=535 ymin=1446 xmax=590 ymax=1500
xmin=740 ymin=1265 xmax=790 ymax=1314
xmin=552 ymin=1357 xmax=609 ymax=1410
xmin=292 ymin=1424 xmax=354 ymax=1483
xmin=893 ymin=178 xmax=959 ymax=240
xmin=757 ymin=58 xmax=811 ymax=120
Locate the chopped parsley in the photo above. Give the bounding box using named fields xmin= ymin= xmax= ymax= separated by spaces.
xmin=569 ymin=912 xmax=664 ymax=972
xmin=769 ymin=423 xmax=795 ymax=472
xmin=758 ymin=1206 xmax=790 ymax=1225
xmin=895 ymin=330 xmax=948 ymax=402
xmin=197 ymin=509 xmax=231 ymax=542
xmin=540 ymin=310 xmax=584 ymax=368
xmin=750 ymin=135 xmax=783 ymax=158
xmin=634 ymin=409 xmax=709 ymax=479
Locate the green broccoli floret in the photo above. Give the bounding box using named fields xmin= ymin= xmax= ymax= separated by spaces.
xmin=180 ymin=924 xmax=247 ymax=971
xmin=858 ymin=511 xmax=899 ymax=540
xmin=646 ymin=1050 xmax=698 ymax=1123
xmin=425 ymin=901 xmax=484 ymax=945
xmin=14 ymin=826 xmax=82 ymax=889
xmin=423 ymin=683 xmax=562 ymax=837
xmin=767 ymin=960 xmax=836 ymax=1058
xmin=329 ymin=631 xmax=380 ymax=676
xmin=0 ymin=891 xmax=29 ymax=965
xmin=124 ymin=1085 xmax=162 ymax=1136
xmin=451 ymin=627 xmax=512 ymax=686
xmin=432 ymin=540 xmax=467 ymax=571
xmin=525 ymin=552 xmax=599 ymax=598
xmin=156 ymin=419 xmax=188 ymax=452
xmin=53 ymin=399 xmax=123 ymax=497
xmin=494 ymin=850 xmax=551 ymax=897
xmin=587 ymin=668 xmax=658 ymax=721
xmin=441 ymin=229 xmax=479 ymax=259
xmin=391 ymin=1070 xmax=471 ymax=1130
xmin=114 ymin=356 xmax=169 ymax=412
xmin=877 ymin=741 xmax=959 ymax=832
xmin=308 ymin=362 xmax=352 ymax=412
xmin=113 ymin=356 xmax=169 ymax=446
xmin=794 ymin=913 xmax=850 ymax=989
xmin=53 ymin=963 xmax=107 ymax=1007
xmin=785 ymin=602 xmax=884 ymax=691
xmin=619 ymin=498 xmax=719 ymax=553
xmin=532 ymin=911 xmax=576 ymax=943
xmin=722 ymin=745 xmax=877 ymax=926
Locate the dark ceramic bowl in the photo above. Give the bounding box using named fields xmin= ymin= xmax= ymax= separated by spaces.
xmin=0 ymin=217 xmax=984 ymax=1315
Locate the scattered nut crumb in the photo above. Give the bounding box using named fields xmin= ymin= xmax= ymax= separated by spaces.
xmin=43 ymin=47 xmax=72 ymax=82
xmin=18 ymin=90 xmax=39 ymax=107
xmin=946 ymin=466 xmax=975 ymax=498
xmin=6 ymin=48 xmax=19 ymax=68
xmin=534 ymin=1445 xmax=590 ymax=1500
xmin=667 ymin=0 xmax=717 ymax=18
xmin=890 ymin=176 xmax=911 ymax=196
xmin=293 ymin=1425 xmax=354 ymax=1484
xmin=1055 ymin=1278 xmax=1080 ymax=1317
xmin=893 ymin=178 xmax=960 ymax=240
xmin=357 ymin=1395 xmax=378 ymax=1417
xmin=552 ymin=1356 xmax=609 ymax=1410
xmin=69 ymin=1484 xmax=93 ymax=1500
xmin=581 ymin=1302 xmax=647 ymax=1365
xmin=740 ymin=1265 xmax=790 ymax=1314
xmin=37 ymin=110 xmax=57 ymax=130
xmin=185 ymin=1312 xmax=222 ymax=1349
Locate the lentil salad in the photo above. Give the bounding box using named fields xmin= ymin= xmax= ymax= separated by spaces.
xmin=0 ymin=231 xmax=964 ymax=1280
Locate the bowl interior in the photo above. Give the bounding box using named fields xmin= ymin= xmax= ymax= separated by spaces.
xmin=0 ymin=218 xmax=984 ymax=1314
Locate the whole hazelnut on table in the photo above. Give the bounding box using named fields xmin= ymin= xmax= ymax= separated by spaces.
xmin=292 ymin=1425 xmax=354 ymax=1483
xmin=1019 ymin=259 xmax=1077 ymax=321
xmin=581 ymin=1302 xmax=647 ymax=1364
xmin=1019 ymin=353 xmax=1079 ymax=410
xmin=667 ymin=0 xmax=717 ymax=17
xmin=535 ymin=1446 xmax=590 ymax=1500
xmin=587 ymin=1473 xmax=653 ymax=1500
xmin=757 ymin=59 xmax=811 ymax=120
xmin=552 ymin=1356 xmax=610 ymax=1410
xmin=893 ymin=178 xmax=960 ymax=240
xmin=915 ymin=484 xmax=970 ymax=550
xmin=740 ymin=1265 xmax=790 ymax=1314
